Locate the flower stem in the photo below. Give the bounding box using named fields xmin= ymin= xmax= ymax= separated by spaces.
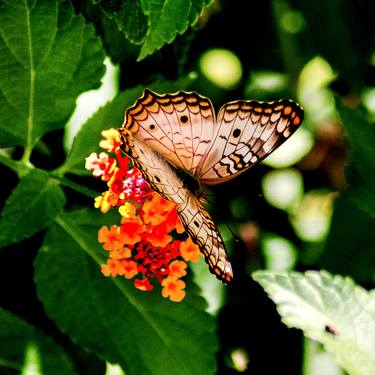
xmin=0 ymin=152 xmax=31 ymax=176
xmin=50 ymin=172 xmax=98 ymax=198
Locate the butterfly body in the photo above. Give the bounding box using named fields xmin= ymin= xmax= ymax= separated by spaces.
xmin=120 ymin=89 xmax=303 ymax=283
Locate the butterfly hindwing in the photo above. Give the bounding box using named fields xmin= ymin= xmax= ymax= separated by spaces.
xmin=120 ymin=132 xmax=233 ymax=283
xmin=198 ymin=99 xmax=304 ymax=185
xmin=177 ymin=194 xmax=233 ymax=283
xmin=121 ymin=131 xmax=185 ymax=204
xmin=123 ymin=89 xmax=217 ymax=175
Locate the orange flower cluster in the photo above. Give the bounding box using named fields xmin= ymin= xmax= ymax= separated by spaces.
xmin=85 ymin=129 xmax=201 ymax=302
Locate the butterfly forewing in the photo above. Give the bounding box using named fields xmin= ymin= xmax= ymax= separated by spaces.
xmin=198 ymin=99 xmax=304 ymax=185
xmin=121 ymin=132 xmax=186 ymax=203
xmin=123 ymin=89 xmax=216 ymax=175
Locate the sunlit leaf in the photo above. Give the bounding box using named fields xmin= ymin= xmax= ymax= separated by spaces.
xmin=0 ymin=0 xmax=105 ymax=148
xmin=96 ymin=0 xmax=148 ymax=44
xmin=138 ymin=0 xmax=212 ymax=60
xmin=253 ymin=270 xmax=375 ymax=375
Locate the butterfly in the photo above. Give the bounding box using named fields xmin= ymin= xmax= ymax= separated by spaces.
xmin=120 ymin=89 xmax=303 ymax=283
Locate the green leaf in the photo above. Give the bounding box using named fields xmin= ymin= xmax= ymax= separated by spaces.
xmin=96 ymin=0 xmax=211 ymax=58
xmin=138 ymin=0 xmax=212 ymax=60
xmin=253 ymin=270 xmax=375 ymax=375
xmin=0 ymin=169 xmax=66 ymax=248
xmin=0 ymin=0 xmax=105 ymax=148
xmin=320 ymin=193 xmax=375 ymax=283
xmin=34 ymin=208 xmax=218 ymax=375
xmin=337 ymin=100 xmax=375 ymax=218
xmin=0 ymin=307 xmax=76 ymax=374
xmin=98 ymin=0 xmax=148 ymax=44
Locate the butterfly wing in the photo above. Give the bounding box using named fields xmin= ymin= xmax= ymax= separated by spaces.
xmin=120 ymin=131 xmax=186 ymax=204
xmin=197 ymin=99 xmax=304 ymax=185
xmin=120 ymin=132 xmax=233 ymax=283
xmin=122 ymin=89 xmax=216 ymax=175
xmin=177 ymin=194 xmax=233 ymax=283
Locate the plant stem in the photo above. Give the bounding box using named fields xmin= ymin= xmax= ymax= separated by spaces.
xmin=0 ymin=152 xmax=30 ymax=176
xmin=50 ymin=172 xmax=99 ymax=198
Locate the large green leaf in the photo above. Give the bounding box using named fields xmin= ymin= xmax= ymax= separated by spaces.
xmin=34 ymin=208 xmax=218 ymax=375
xmin=0 ymin=168 xmax=66 ymax=248
xmin=96 ymin=0 xmax=211 ymax=60
xmin=0 ymin=307 xmax=76 ymax=374
xmin=97 ymin=0 xmax=148 ymax=45
xmin=0 ymin=0 xmax=105 ymax=148
xmin=139 ymin=0 xmax=211 ymax=60
xmin=253 ymin=270 xmax=375 ymax=375
xmin=337 ymin=101 xmax=375 ymax=218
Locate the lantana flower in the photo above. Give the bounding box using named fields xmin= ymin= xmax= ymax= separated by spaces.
xmin=85 ymin=128 xmax=201 ymax=302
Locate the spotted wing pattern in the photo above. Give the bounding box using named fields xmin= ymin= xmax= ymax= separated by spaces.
xmin=120 ymin=131 xmax=233 ymax=283
xmin=122 ymin=89 xmax=216 ymax=175
xmin=198 ymin=99 xmax=304 ymax=185
xmin=121 ymin=89 xmax=304 ymax=283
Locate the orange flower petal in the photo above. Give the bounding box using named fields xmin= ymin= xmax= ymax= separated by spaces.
xmin=122 ymin=260 xmax=138 ymax=279
xmin=180 ymin=237 xmax=201 ymax=263
xmin=98 ymin=225 xmax=129 ymax=250
xmin=109 ymin=247 xmax=132 ymax=260
xmin=135 ymin=278 xmax=153 ymax=291
xmin=146 ymin=222 xmax=172 ymax=247
xmin=120 ymin=217 xmax=144 ymax=245
xmin=169 ymin=260 xmax=187 ymax=278
xmin=175 ymin=217 xmax=185 ymax=234
xmin=101 ymin=259 xmax=123 ymax=277
xmin=161 ymin=277 xmax=186 ymax=302
xmin=142 ymin=193 xmax=176 ymax=226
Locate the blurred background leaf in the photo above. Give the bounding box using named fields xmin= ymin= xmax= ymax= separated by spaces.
xmin=0 ymin=307 xmax=76 ymax=374
xmin=298 ymin=0 xmax=375 ymax=92
xmin=319 ymin=193 xmax=375 ymax=284
xmin=253 ymin=270 xmax=375 ymax=375
xmin=337 ymin=100 xmax=375 ymax=218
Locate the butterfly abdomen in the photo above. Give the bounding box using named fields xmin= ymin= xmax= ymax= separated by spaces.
xmin=175 ymin=168 xmax=201 ymax=196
